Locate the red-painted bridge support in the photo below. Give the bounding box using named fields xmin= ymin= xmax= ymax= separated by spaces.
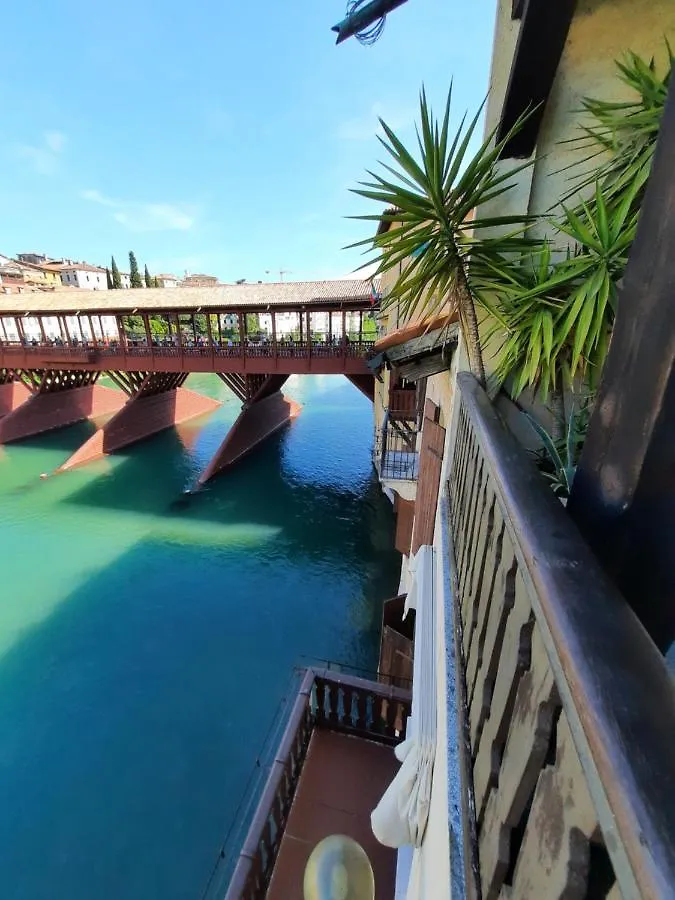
xmin=0 ymin=370 xmax=31 ymax=418
xmin=198 ymin=374 xmax=300 ymax=484
xmin=59 ymin=372 xmax=220 ymax=471
xmin=0 ymin=370 xmax=125 ymax=443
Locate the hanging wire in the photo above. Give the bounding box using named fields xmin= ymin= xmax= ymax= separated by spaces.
xmin=346 ymin=0 xmax=386 ymax=45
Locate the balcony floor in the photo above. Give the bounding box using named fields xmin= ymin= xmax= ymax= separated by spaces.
xmin=267 ymin=729 xmax=399 ymax=900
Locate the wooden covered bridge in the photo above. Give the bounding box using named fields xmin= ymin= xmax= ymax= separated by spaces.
xmin=0 ymin=280 xmax=377 ymax=482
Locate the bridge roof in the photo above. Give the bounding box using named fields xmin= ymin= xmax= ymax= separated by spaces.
xmin=0 ymin=279 xmax=376 ymax=316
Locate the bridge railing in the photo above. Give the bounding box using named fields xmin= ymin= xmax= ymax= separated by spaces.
xmin=0 ymin=337 xmax=375 ymax=363
xmin=447 ymin=372 xmax=675 ymax=899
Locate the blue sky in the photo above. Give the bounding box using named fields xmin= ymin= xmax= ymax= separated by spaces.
xmin=0 ymin=0 xmax=496 ymax=281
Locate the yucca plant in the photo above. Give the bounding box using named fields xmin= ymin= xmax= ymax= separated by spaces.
xmin=349 ymin=87 xmax=536 ymax=386
xmin=525 ymin=400 xmax=590 ymax=498
xmin=484 ymin=47 xmax=670 ymax=403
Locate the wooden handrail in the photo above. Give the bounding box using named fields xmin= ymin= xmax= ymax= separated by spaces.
xmin=453 ymin=372 xmax=675 ymax=899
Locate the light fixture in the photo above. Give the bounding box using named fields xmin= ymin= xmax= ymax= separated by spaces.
xmin=303 ymin=834 xmax=374 ymax=900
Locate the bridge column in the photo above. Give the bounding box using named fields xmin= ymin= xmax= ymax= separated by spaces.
xmin=0 ymin=369 xmax=31 ymax=418
xmin=58 ymin=372 xmax=221 ymax=471
xmin=198 ymin=374 xmax=301 ymax=484
xmin=0 ymin=370 xmax=125 ymax=443
xmin=345 ymin=374 xmax=375 ymax=402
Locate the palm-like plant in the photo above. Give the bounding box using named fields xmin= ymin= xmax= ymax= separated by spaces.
xmin=483 ymin=48 xmax=670 ymax=402
xmin=350 ymin=87 xmax=535 ymax=386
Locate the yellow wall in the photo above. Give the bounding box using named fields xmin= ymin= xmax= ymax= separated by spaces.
xmin=482 ymin=0 xmax=675 ymax=233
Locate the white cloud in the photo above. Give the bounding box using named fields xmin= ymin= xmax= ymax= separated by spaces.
xmin=15 ymin=131 xmax=67 ymax=175
xmin=80 ymin=189 xmax=197 ymax=232
xmin=336 ymin=103 xmax=412 ymax=141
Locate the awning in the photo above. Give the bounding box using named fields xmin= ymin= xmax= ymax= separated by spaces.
xmin=370 ymin=314 xmax=459 ymax=381
xmin=371 ymin=545 xmax=436 ymax=848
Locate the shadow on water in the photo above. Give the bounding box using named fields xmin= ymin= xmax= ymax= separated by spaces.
xmin=2 ymin=418 xmax=99 ymax=454
xmin=0 ymin=517 xmax=394 ymax=899
xmin=60 ymin=424 xmax=397 ymax=567
xmin=0 ymin=376 xmax=401 ymax=900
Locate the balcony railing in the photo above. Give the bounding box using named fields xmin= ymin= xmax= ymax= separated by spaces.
xmin=223 ymin=669 xmax=411 ymax=900
xmin=374 ymin=415 xmax=419 ymax=480
xmin=446 ymin=373 xmax=675 ymax=899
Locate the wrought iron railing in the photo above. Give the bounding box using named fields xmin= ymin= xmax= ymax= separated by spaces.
xmin=374 ymin=415 xmax=419 ymax=480
xmin=447 ymin=373 xmax=675 ymax=899
xmin=222 ymin=669 xmax=411 ymax=900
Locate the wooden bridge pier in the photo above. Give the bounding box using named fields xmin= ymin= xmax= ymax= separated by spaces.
xmin=198 ymin=373 xmax=301 ymax=484
xmin=58 ymin=371 xmax=220 ymax=471
xmin=0 ymin=369 xmax=124 ymax=443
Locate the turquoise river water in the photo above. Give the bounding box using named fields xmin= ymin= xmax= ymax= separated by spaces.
xmin=0 ymin=374 xmax=400 ymax=900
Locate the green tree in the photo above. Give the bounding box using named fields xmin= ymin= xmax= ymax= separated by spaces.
xmin=246 ymin=313 xmax=260 ymax=335
xmin=106 ymin=267 xmax=113 ymax=290
xmin=351 ymin=88 xmax=534 ymax=386
xmin=144 ymin=264 xmax=152 ymax=288
xmin=129 ymin=251 xmax=142 ymax=288
xmin=153 ymin=276 xmax=159 ymax=288
xmin=111 ymin=256 xmax=122 ymax=290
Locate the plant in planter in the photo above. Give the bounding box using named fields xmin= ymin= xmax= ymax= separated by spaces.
xmin=484 ymin=49 xmax=672 ymax=408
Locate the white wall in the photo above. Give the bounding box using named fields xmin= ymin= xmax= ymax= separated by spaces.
xmin=61 ymin=269 xmax=108 ymax=290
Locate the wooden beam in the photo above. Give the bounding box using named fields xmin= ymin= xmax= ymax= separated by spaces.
xmin=496 ymin=0 xmax=577 ymax=158
xmin=568 ymin=81 xmax=675 ymax=651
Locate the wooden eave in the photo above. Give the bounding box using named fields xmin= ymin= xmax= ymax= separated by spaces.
xmin=496 ymin=0 xmax=577 ymax=159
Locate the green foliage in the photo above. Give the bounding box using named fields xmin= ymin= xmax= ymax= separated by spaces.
xmin=525 ymin=401 xmax=590 ymax=498
xmin=144 ymin=264 xmax=152 ymax=288
xmin=111 ymin=256 xmax=122 ymax=290
xmin=106 ymin=267 xmax=113 ymax=290
xmin=246 ymin=313 xmax=260 ymax=334
xmin=484 ymin=47 xmax=671 ymax=400
xmin=153 ymin=276 xmax=159 ymax=288
xmin=129 ymin=251 xmax=142 ymax=288
xmin=350 ymin=86 xmax=536 ymax=382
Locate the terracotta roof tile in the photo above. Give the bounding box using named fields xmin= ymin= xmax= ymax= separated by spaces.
xmin=0 ymin=279 xmax=379 ymax=314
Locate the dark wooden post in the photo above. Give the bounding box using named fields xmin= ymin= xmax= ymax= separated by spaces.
xmin=191 ymin=314 xmax=197 ymax=344
xmin=239 ymin=312 xmax=245 ymax=358
xmin=87 ymin=314 xmax=95 ymax=344
xmin=328 ymin=310 xmax=333 ymax=346
xmin=142 ymin=314 xmax=153 ymax=351
xmin=61 ymin=316 xmax=72 ymax=346
xmin=38 ymin=315 xmax=48 ymax=344
xmin=358 ymin=309 xmax=363 ymax=346
xmin=271 ymin=310 xmax=277 ymax=360
xmin=15 ymin=316 xmax=26 ymax=345
xmin=0 ymin=318 xmax=7 ymax=343
xmin=217 ymin=313 xmax=222 ymax=345
xmin=299 ymin=308 xmax=304 ymax=344
xmin=568 ymin=81 xmax=675 ymax=651
xmin=115 ymin=316 xmax=128 ymax=359
xmin=205 ymin=312 xmax=215 ymax=365
xmin=341 ymin=308 xmax=347 ymax=362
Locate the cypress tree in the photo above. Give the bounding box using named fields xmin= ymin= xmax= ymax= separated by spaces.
xmin=111 ymin=256 xmax=122 ymax=289
xmin=106 ymin=267 xmax=113 ymax=290
xmin=129 ymin=251 xmax=142 ymax=288
xmin=144 ymin=264 xmax=152 ymax=288
xmin=153 ymin=276 xmax=160 ymax=288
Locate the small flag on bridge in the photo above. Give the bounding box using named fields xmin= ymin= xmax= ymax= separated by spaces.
xmin=370 ymin=281 xmax=382 ymax=305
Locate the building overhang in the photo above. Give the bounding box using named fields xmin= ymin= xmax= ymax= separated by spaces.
xmin=496 ymin=0 xmax=577 ymax=159
xmin=370 ymin=313 xmax=459 ymax=381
